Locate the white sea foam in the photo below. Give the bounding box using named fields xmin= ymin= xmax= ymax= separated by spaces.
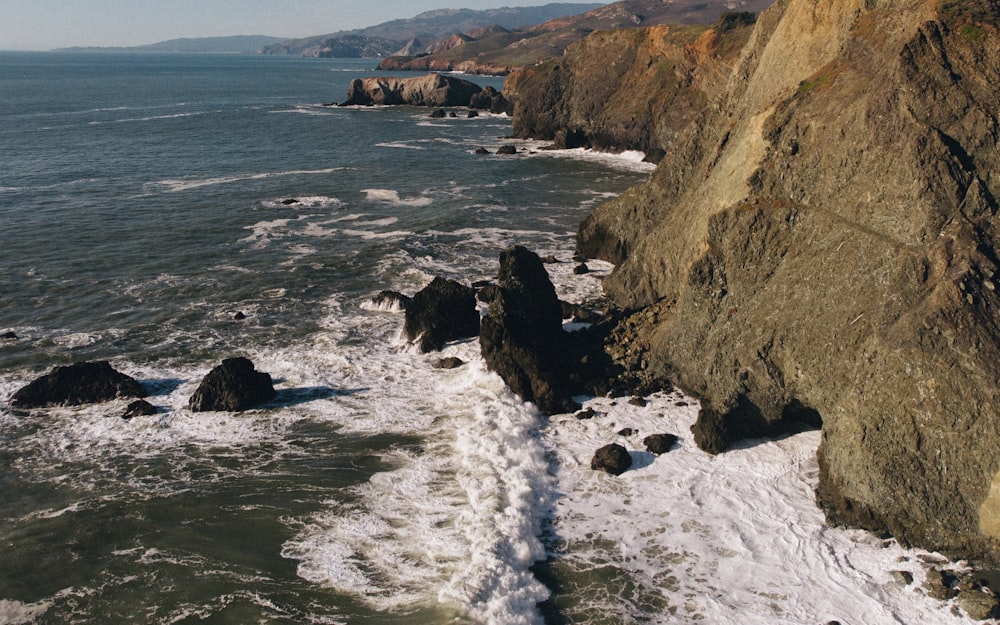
xmin=541 ymin=392 xmax=982 ymax=624
xmin=362 ymin=189 xmax=433 ymax=207
xmin=373 ymin=141 xmax=427 ymax=150
xmin=0 ymin=598 xmax=53 ymax=624
xmin=154 ymin=168 xmax=346 ymax=193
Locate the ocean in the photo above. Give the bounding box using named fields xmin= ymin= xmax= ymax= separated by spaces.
xmin=0 ymin=52 xmax=981 ymax=625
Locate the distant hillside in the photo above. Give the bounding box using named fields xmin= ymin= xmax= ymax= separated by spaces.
xmin=260 ymin=3 xmax=604 ymax=57
xmin=378 ymin=0 xmax=775 ymax=75
xmin=55 ymin=35 xmax=285 ymax=54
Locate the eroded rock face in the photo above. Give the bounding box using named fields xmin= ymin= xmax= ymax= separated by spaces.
xmin=479 ymin=246 xmax=580 ymax=415
xmin=576 ymin=0 xmax=1000 ymax=559
xmin=340 ymin=73 xmax=484 ymax=108
xmin=10 ymin=361 xmax=146 ymax=408
xmin=188 ymin=357 xmax=276 ymax=412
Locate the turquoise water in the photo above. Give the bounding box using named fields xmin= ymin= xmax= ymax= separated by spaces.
xmin=0 ymin=52 xmax=650 ymax=624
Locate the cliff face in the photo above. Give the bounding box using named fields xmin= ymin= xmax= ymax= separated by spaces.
xmin=505 ymin=15 xmax=757 ymax=156
xmin=578 ymin=0 xmax=1000 ymax=560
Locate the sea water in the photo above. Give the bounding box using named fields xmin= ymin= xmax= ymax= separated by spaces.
xmin=0 ymin=52 xmax=983 ymax=624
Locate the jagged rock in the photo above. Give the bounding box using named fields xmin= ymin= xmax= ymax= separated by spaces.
xmin=340 ymin=73 xmax=484 ymax=108
xmin=617 ymin=427 xmax=636 ymax=437
xmin=496 ymin=145 xmax=518 ymax=155
xmin=469 ymin=85 xmax=511 ymax=114
xmin=591 ymin=443 xmax=632 ymax=475
xmin=479 ymin=246 xmax=580 ymax=414
xmin=957 ymin=589 xmax=1000 ymax=621
xmin=233 ymin=311 xmax=247 ymax=320
xmin=280 ymin=198 xmax=300 ymax=205
xmin=433 ymin=357 xmax=465 ymax=369
xmin=575 ymin=0 xmax=1000 ymax=559
xmin=404 ymin=277 xmax=479 ymax=352
xmin=573 ymin=263 xmax=590 ymax=275
xmin=575 ymin=407 xmax=597 ymax=420
xmin=430 ymin=108 xmax=447 ymax=118
xmin=10 ymin=361 xmax=146 ymax=409
xmin=367 ymin=290 xmax=411 ymax=312
xmin=474 ymin=147 xmax=490 ymax=154
xmin=122 ymin=399 xmax=156 ymax=419
xmin=188 ymin=357 xmax=276 ymax=412
xmin=468 ymin=110 xmax=479 ymax=118
xmin=644 ymin=433 xmax=678 ymax=455
xmin=628 ymin=396 xmax=647 ymax=407
xmin=1 ymin=331 xmax=16 ymax=340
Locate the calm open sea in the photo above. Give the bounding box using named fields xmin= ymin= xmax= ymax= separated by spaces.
xmin=0 ymin=52 xmax=651 ymax=624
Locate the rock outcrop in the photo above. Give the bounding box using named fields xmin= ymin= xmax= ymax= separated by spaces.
xmin=505 ymin=13 xmax=757 ymax=157
xmin=340 ymin=74 xmax=484 ymax=108
xmin=591 ymin=443 xmax=633 ymax=475
xmin=10 ymin=361 xmax=146 ymax=409
xmin=403 ymin=277 xmax=480 ymax=352
xmin=188 ymin=357 xmax=276 ymax=412
xmin=576 ymin=0 xmax=1000 ymax=560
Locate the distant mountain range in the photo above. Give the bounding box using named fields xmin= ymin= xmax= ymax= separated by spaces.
xmin=259 ymin=3 xmax=605 ymax=57
xmin=54 ymin=35 xmax=286 ymax=54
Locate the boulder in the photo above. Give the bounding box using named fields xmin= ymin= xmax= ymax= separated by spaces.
xmin=433 ymin=357 xmax=465 ymax=370
xmin=403 ymin=277 xmax=479 ymax=352
xmin=643 ymin=433 xmax=678 ymax=455
xmin=1 ymin=331 xmax=16 ymax=340
xmin=341 ymin=74 xmax=483 ymax=108
xmin=480 ymin=246 xmax=579 ymax=414
xmin=496 ymin=145 xmax=518 ymax=155
xmin=188 ymin=357 xmax=276 ymax=412
xmin=591 ymin=443 xmax=632 ymax=475
xmin=430 ymin=108 xmax=447 ymax=118
xmin=10 ymin=361 xmax=146 ymax=409
xmin=957 ymin=589 xmax=1000 ymax=621
xmin=122 ymin=399 xmax=157 ymax=419
xmin=474 ymin=147 xmax=490 ymax=155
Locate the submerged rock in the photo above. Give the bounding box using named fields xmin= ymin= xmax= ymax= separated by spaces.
xmin=403 ymin=277 xmax=479 ymax=352
xmin=188 ymin=357 xmax=276 ymax=412
xmin=122 ymin=399 xmax=157 ymax=419
xmin=10 ymin=361 xmax=146 ymax=409
xmin=433 ymin=357 xmax=465 ymax=369
xmin=591 ymin=443 xmax=632 ymax=475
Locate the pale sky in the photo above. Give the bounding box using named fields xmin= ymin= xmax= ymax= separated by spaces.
xmin=0 ymin=1 xmax=592 ymax=50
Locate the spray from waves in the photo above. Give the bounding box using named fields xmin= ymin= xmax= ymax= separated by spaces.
xmin=362 ymin=188 xmax=434 ymax=207
xmin=281 ymin=325 xmax=554 ymax=625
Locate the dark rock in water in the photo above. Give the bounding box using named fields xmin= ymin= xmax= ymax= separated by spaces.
xmin=560 ymin=301 xmax=602 ymax=324
xmin=122 ymin=399 xmax=156 ymax=419
xmin=617 ymin=427 xmax=636 ymax=437
xmin=924 ymin=568 xmax=960 ymax=601
xmin=474 ymin=147 xmax=490 ymax=155
xmin=575 ymin=407 xmax=597 ymax=420
xmin=11 ymin=361 xmax=146 ymax=409
xmin=448 ymin=111 xmax=458 ymax=118
xmin=188 ymin=357 xmax=276 ymax=412
xmin=956 ymin=588 xmax=1000 ymax=620
xmin=469 ymin=86 xmax=511 ymax=115
xmin=233 ymin=311 xmax=247 ymax=320
xmin=1 ymin=331 xmax=16 ymax=340
xmin=468 ymin=110 xmax=480 ymax=118
xmin=430 ymin=108 xmax=447 ymax=118
xmin=404 ymin=277 xmax=479 ymax=352
xmin=433 ymin=357 xmax=465 ymax=369
xmin=341 ymin=74 xmax=483 ymax=107
xmin=692 ymin=396 xmax=821 ymax=455
xmin=476 ymin=284 xmax=501 ymax=304
xmin=280 ymin=198 xmax=300 ymax=205
xmin=541 ymin=255 xmax=560 ymax=264
xmin=628 ymin=396 xmax=648 ymax=407
xmin=496 ymin=145 xmax=518 ymax=155
xmin=644 ymin=433 xmax=678 ymax=454
xmin=479 ymin=246 xmax=580 ymax=415
xmin=591 ymin=443 xmax=632 ymax=475
xmin=573 ymin=263 xmax=590 ymax=275
xmin=368 ymin=290 xmax=412 ymax=312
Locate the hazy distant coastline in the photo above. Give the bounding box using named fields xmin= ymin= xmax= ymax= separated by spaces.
xmin=52 ymin=35 xmax=285 ymax=54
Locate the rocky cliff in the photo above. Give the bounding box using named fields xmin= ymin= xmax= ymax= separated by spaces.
xmin=505 ymin=13 xmax=757 ymax=157
xmin=339 ymin=74 xmax=484 ymax=107
xmin=577 ymin=0 xmax=1000 ymax=561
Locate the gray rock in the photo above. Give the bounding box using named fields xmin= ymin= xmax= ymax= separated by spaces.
xmin=404 ymin=277 xmax=479 ymax=352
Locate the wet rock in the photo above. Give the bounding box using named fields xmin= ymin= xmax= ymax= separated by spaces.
xmin=122 ymin=399 xmax=157 ymax=419
xmin=474 ymin=147 xmax=490 ymax=155
xmin=404 ymin=277 xmax=479 ymax=352
xmin=956 ymin=589 xmax=1000 ymax=620
xmin=341 ymin=74 xmax=483 ymax=108
xmin=233 ymin=311 xmax=247 ymax=320
xmin=644 ymin=433 xmax=678 ymax=454
xmin=617 ymin=427 xmax=636 ymax=437
xmin=430 ymin=108 xmax=447 ymax=118
xmin=468 ymin=110 xmax=480 ymax=118
xmin=628 ymin=396 xmax=648 ymax=407
xmin=496 ymin=145 xmax=518 ymax=155
xmin=479 ymin=246 xmax=579 ymax=414
xmin=924 ymin=568 xmax=960 ymax=600
xmin=591 ymin=443 xmax=632 ymax=475
xmin=890 ymin=570 xmax=914 ymax=587
xmin=1 ymin=331 xmax=17 ymax=340
xmin=469 ymin=85 xmax=511 ymax=114
xmin=367 ymin=290 xmax=411 ymax=312
xmin=541 ymin=255 xmax=560 ymax=264
xmin=573 ymin=263 xmax=590 ymax=275
xmin=188 ymin=357 xmax=276 ymax=412
xmin=433 ymin=357 xmax=465 ymax=369
xmin=280 ymin=198 xmax=300 ymax=205
xmin=575 ymin=407 xmax=597 ymax=420
xmin=11 ymin=361 xmax=146 ymax=409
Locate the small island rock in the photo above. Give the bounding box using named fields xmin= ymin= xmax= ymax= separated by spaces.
xmin=591 ymin=443 xmax=632 ymax=476
xmin=11 ymin=361 xmax=146 ymax=409
xmin=188 ymin=357 xmax=276 ymax=412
